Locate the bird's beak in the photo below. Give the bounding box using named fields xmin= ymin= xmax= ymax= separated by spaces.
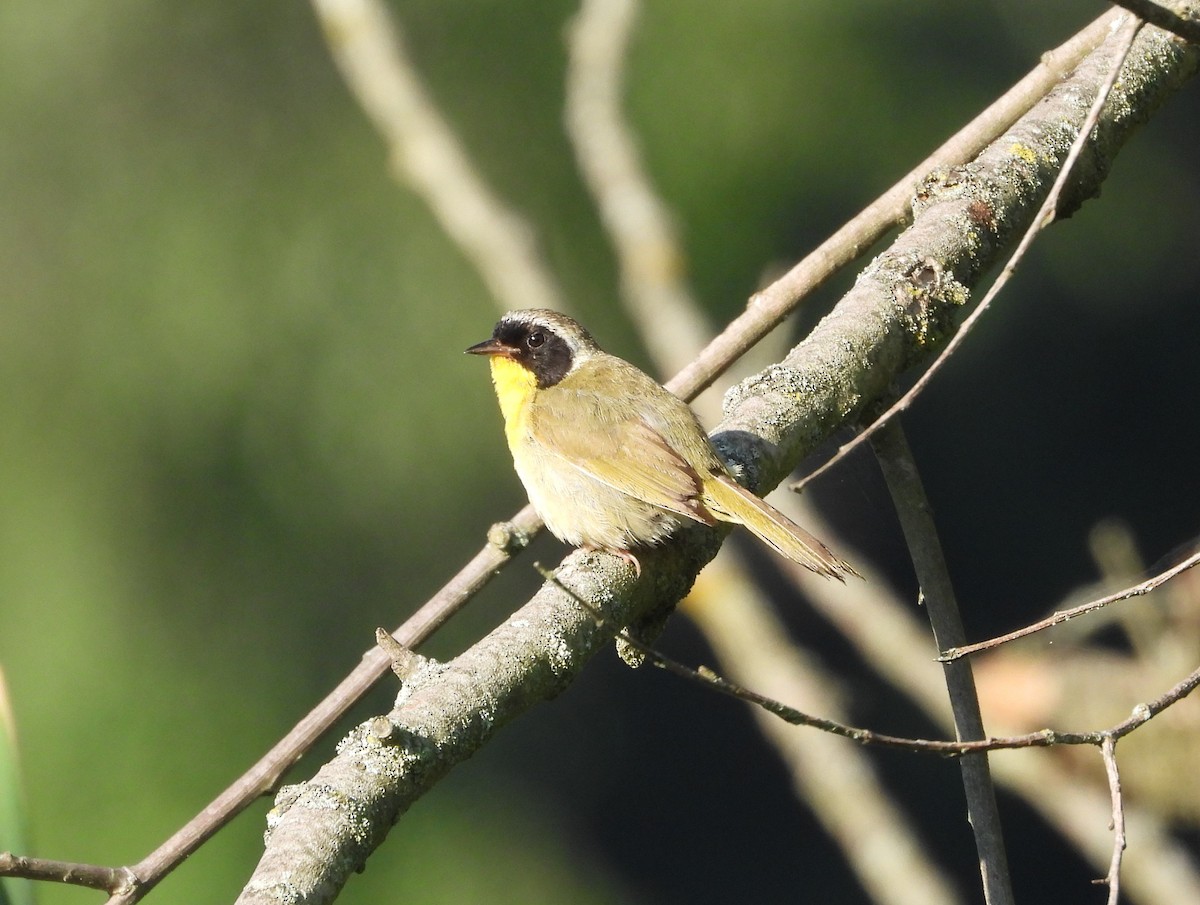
xmin=465 ymin=338 xmax=518 ymax=358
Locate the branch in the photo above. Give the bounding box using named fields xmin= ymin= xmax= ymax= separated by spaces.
xmin=564 ymin=0 xmax=711 ymax=375
xmin=1112 ymin=0 xmax=1200 ymax=42
xmin=941 ymin=546 xmax=1200 ymax=660
xmin=233 ymin=12 xmax=1200 ymax=902
xmin=871 ymin=421 xmax=1014 ymax=905
xmin=1098 ymin=736 xmax=1127 ymax=905
xmin=308 ymin=0 xmax=566 ymax=314
xmin=666 ymin=5 xmax=1127 ymax=401
xmin=0 ymin=854 xmax=135 ymax=896
xmin=236 ymin=555 xmax=693 ymax=905
xmin=717 ymin=11 xmax=1197 ymax=492
xmin=616 ymin=604 xmax=1200 ymax=758
xmin=793 ymin=13 xmax=1145 ymax=493
xmin=105 ymin=508 xmax=542 ymax=904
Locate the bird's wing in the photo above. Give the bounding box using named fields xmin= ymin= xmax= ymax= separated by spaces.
xmin=528 ymin=367 xmax=719 ymax=527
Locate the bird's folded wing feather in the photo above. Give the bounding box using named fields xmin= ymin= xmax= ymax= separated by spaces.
xmin=529 ymin=390 xmax=718 ymax=527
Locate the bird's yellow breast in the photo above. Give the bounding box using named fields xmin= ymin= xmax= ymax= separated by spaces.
xmin=488 ymin=355 xmax=537 ymax=447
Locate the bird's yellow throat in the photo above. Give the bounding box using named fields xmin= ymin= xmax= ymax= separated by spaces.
xmin=488 ymin=356 xmax=537 ymax=443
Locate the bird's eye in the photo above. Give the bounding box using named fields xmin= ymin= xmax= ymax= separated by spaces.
xmin=527 ymin=330 xmax=546 ymax=349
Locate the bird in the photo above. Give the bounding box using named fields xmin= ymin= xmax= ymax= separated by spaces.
xmin=466 ymin=308 xmax=857 ymax=580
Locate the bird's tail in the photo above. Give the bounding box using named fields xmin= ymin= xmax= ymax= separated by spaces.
xmin=702 ymin=474 xmax=860 ymax=581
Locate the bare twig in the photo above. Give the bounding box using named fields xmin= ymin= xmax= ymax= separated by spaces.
xmin=941 ymin=547 xmax=1200 ymax=660
xmin=535 ymin=564 xmax=1200 ymax=757
xmin=105 ymin=508 xmax=542 ymax=904
xmin=667 ymin=7 xmax=1125 ymax=401
xmin=794 ymin=14 xmax=1145 ymax=494
xmin=786 ymin=501 xmax=1200 ymax=902
xmin=0 ymin=853 xmax=136 ymax=895
xmin=871 ymin=420 xmax=1014 ymax=905
xmin=657 ymin=652 xmax=1200 ymax=755
xmin=1111 ymin=0 xmax=1200 ymax=42
xmin=1098 ymin=736 xmax=1127 ymax=905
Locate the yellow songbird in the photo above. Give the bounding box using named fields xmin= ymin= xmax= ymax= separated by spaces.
xmin=467 ymin=309 xmax=856 ymax=579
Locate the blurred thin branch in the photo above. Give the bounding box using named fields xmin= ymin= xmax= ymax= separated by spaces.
xmin=666 ymin=5 xmax=1126 ymax=402
xmin=309 ymin=0 xmax=566 ymax=313
xmin=781 ymin=499 xmax=1200 ymax=903
xmin=564 ymin=0 xmax=710 ymax=374
xmin=682 ymin=565 xmax=964 ymax=905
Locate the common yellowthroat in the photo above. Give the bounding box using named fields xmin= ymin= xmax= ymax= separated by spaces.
xmin=467 ymin=309 xmax=856 ymax=580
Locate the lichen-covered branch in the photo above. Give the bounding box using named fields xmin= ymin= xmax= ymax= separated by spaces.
xmin=236 ymin=552 xmax=704 ymax=905
xmin=720 ymin=12 xmax=1200 ymax=487
xmin=236 ymin=13 xmax=1200 ymax=903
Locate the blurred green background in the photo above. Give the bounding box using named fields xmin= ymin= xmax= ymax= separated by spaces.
xmin=2 ymin=1 xmax=1198 ymax=903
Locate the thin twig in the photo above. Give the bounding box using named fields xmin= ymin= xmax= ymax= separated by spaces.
xmin=667 ymin=7 xmax=1124 ymax=401
xmin=533 ymin=563 xmax=1200 ymax=756
xmin=1111 ymin=0 xmax=1200 ymax=42
xmin=1098 ymin=736 xmax=1127 ymax=905
xmin=941 ymin=547 xmax=1200 ymax=660
xmin=105 ymin=508 xmax=541 ymax=904
xmin=668 ymin=661 xmax=1200 ymax=753
xmin=0 ymin=853 xmax=136 ymax=895
xmin=793 ymin=14 xmax=1145 ymax=494
xmin=870 ymin=420 xmax=1015 ymax=905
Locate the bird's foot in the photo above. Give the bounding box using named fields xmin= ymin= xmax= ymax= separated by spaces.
xmin=582 ymin=544 xmax=642 ymax=578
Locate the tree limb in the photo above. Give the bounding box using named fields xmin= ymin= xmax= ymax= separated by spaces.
xmin=235 ymin=11 xmax=1200 ymax=903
